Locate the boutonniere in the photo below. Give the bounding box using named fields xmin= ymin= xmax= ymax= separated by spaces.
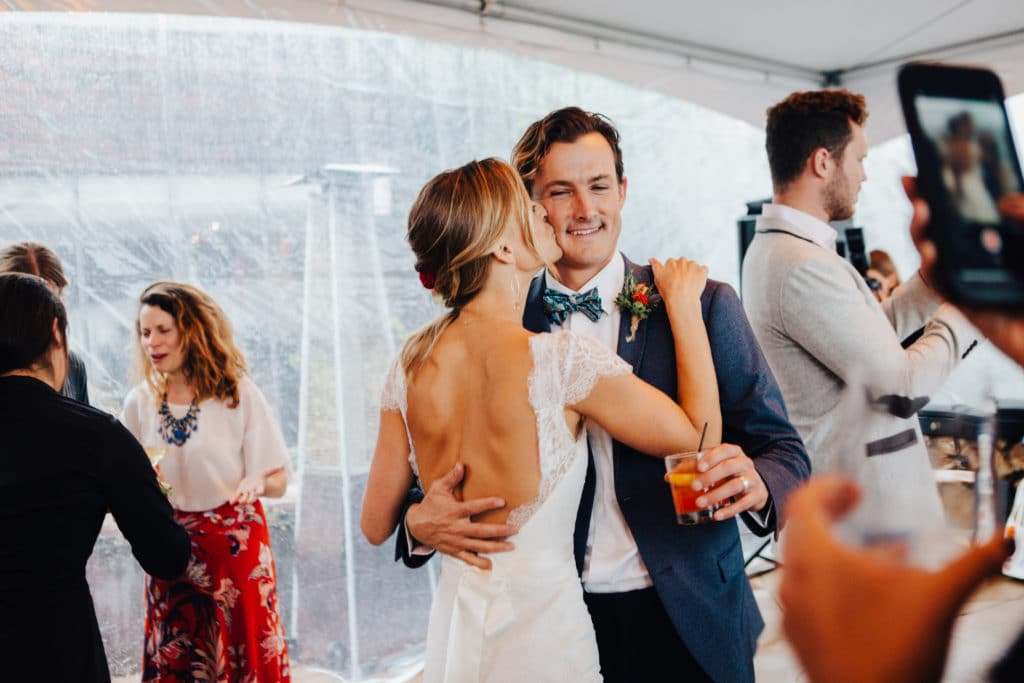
xmin=614 ymin=272 xmax=661 ymax=342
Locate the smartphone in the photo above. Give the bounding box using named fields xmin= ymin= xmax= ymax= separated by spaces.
xmin=898 ymin=62 xmax=1024 ymax=307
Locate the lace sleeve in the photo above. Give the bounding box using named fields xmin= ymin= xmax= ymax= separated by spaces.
xmin=558 ymin=331 xmax=633 ymax=406
xmin=379 ymin=354 xmax=420 ymax=480
xmin=380 ymin=354 xmax=406 ymax=413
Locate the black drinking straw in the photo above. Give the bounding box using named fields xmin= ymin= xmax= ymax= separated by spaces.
xmin=697 ymin=422 xmax=708 ymax=452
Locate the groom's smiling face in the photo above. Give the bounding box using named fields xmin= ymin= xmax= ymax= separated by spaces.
xmin=532 ymin=132 xmax=627 ymax=290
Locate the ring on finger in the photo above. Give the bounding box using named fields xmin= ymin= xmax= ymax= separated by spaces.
xmin=741 ymin=476 xmax=750 ymax=493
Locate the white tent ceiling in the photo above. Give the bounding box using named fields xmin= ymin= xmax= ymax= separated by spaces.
xmin=6 ymin=0 xmax=1024 ymax=141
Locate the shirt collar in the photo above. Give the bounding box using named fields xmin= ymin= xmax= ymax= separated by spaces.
xmin=545 ymin=251 xmax=624 ymax=316
xmin=761 ymin=203 xmax=838 ymax=251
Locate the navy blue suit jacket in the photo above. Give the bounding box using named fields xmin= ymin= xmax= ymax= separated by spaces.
xmin=397 ymin=255 xmax=810 ymax=682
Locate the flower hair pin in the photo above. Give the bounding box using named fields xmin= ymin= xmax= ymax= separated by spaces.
xmin=614 ymin=272 xmax=661 ymax=342
xmin=418 ymin=269 xmax=436 ymax=290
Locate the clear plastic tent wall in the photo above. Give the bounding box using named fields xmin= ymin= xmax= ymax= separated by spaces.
xmin=2 ymin=10 xmax=1023 ymax=681
xmin=0 ymin=11 xmax=772 ymax=679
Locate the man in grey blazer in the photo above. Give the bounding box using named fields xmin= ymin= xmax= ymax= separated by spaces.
xmin=742 ymin=90 xmax=978 ymax=531
xmin=400 ymin=107 xmax=810 ymax=682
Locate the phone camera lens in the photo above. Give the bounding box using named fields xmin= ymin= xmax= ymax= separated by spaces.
xmin=980 ymin=227 xmax=1003 ymax=255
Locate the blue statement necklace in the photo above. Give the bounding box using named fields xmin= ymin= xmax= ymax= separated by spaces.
xmin=158 ymin=395 xmax=200 ymax=447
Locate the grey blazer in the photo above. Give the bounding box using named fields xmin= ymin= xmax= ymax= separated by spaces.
xmin=742 ymin=212 xmax=978 ymax=525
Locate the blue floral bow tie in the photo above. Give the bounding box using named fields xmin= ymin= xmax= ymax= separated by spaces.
xmin=542 ymin=287 xmax=605 ymax=325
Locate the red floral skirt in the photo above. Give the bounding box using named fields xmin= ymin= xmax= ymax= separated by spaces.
xmin=142 ymin=500 xmax=291 ymax=682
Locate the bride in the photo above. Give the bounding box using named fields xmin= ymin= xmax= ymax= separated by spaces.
xmin=361 ymin=158 xmax=720 ymax=681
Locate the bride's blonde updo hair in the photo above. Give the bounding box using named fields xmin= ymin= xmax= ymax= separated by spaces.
xmin=401 ymin=158 xmax=537 ymax=374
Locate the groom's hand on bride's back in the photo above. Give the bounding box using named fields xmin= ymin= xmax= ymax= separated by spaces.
xmin=407 ymin=462 xmax=518 ymax=570
xmin=903 ymin=176 xmax=1024 ymax=367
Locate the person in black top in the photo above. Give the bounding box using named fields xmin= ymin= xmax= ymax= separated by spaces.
xmin=0 ymin=273 xmax=190 ymax=683
xmin=0 ymin=241 xmax=90 ymax=403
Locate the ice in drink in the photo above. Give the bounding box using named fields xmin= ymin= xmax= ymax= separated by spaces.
xmin=665 ymin=452 xmax=717 ymax=525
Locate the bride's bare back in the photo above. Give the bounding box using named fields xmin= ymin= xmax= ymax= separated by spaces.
xmin=406 ymin=317 xmax=566 ymax=526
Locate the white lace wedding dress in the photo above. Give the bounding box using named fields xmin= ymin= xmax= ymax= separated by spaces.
xmin=381 ymin=330 xmax=631 ymax=682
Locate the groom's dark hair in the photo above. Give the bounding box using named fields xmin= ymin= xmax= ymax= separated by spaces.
xmin=512 ymin=107 xmax=624 ymax=197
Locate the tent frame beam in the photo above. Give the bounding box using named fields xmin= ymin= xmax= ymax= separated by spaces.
xmin=412 ymin=0 xmax=1024 ymax=90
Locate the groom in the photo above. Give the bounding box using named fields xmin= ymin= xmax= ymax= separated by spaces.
xmin=399 ymin=107 xmax=810 ymax=682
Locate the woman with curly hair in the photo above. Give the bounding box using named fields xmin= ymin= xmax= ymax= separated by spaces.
xmin=122 ymin=281 xmax=291 ymax=682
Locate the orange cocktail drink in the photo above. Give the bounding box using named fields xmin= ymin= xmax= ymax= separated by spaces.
xmin=665 ymin=452 xmax=717 ymax=525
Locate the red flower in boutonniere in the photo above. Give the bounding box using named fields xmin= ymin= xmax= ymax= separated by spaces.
xmin=615 ymin=273 xmax=661 ymax=342
xmin=632 ymin=284 xmax=650 ymax=306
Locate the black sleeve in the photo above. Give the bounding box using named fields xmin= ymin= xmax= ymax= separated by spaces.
xmin=62 ymin=350 xmax=90 ymax=405
xmin=394 ymin=485 xmax=433 ymax=568
xmin=102 ymin=420 xmax=191 ymax=579
xmin=991 ymin=626 xmax=1024 ymax=682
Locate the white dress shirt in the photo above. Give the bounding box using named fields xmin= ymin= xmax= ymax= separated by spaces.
xmin=760 ymin=202 xmax=838 ymax=252
xmin=545 ymin=251 xmax=653 ymax=593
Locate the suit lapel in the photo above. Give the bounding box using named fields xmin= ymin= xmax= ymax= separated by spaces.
xmin=523 ymin=271 xmax=551 ymax=333
xmin=616 ymin=255 xmax=649 ymax=372
xmin=608 ymin=257 xmax=650 ymax=511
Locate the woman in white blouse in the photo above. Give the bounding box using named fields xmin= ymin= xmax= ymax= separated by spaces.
xmin=122 ymin=281 xmax=291 ymax=683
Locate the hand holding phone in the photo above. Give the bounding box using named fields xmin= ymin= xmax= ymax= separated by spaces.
xmin=904 ymin=175 xmax=1024 ymax=367
xmin=898 ymin=62 xmax=1024 ymax=307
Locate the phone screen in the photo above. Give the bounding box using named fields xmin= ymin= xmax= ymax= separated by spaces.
xmin=913 ymin=94 xmax=1024 ymax=282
